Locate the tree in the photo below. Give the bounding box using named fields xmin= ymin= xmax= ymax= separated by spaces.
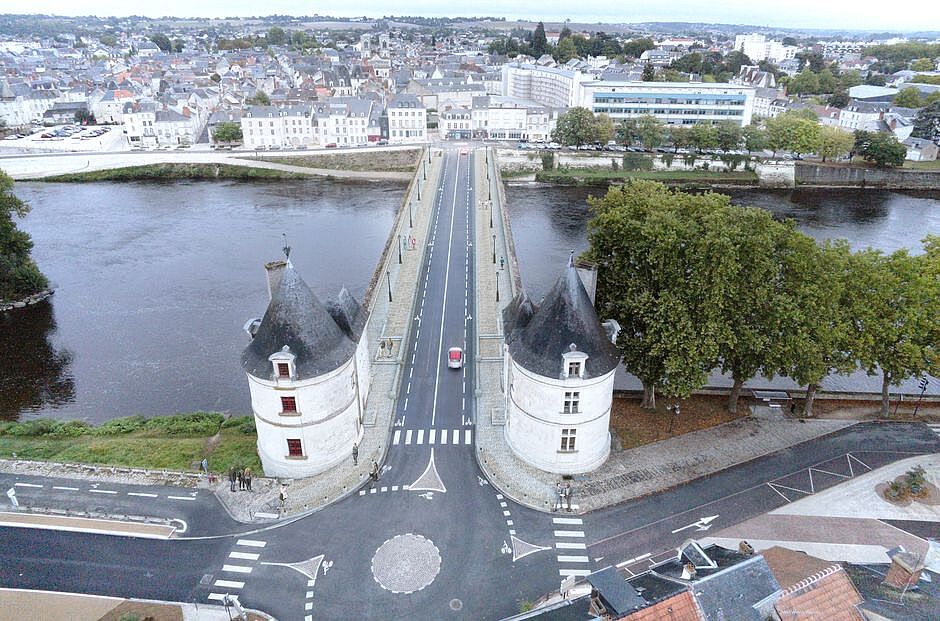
xmin=245 ymin=91 xmax=271 ymax=106
xmin=635 ymin=115 xmax=665 ymax=150
xmin=742 ymin=125 xmax=768 ymax=153
xmin=910 ymin=57 xmax=935 ymax=72
xmin=765 ymin=112 xmax=821 ymax=156
xmin=558 ymin=26 xmax=572 ymax=42
xmin=1 ymin=170 xmax=48 ymax=302
xmin=266 ymin=27 xmax=287 ymax=46
xmin=788 ymin=70 xmax=820 ymax=95
xmin=585 ymin=181 xmax=731 ymax=408
xmin=715 ymin=120 xmax=742 ymax=152
xmin=848 ymin=248 xmax=939 ymax=416
xmin=554 ymin=37 xmax=578 ymax=63
xmin=212 ymin=122 xmax=243 ymax=143
xmin=838 ymin=71 xmax=863 ymax=90
xmin=172 ymin=38 xmax=185 ymax=53
xmin=551 ymin=107 xmax=599 ymax=147
xmin=828 ymin=90 xmax=850 ymax=108
xmin=865 ymin=73 xmax=887 ymax=86
xmin=816 ymin=126 xmax=854 ymax=162
xmin=669 ymin=125 xmax=692 ymax=152
xmin=74 ymin=108 xmax=96 ymax=125
xmin=622 ymin=37 xmax=655 ymax=59
xmin=150 ymin=33 xmax=172 ymax=53
xmin=893 ymin=87 xmax=923 ymax=108
xmin=856 ymin=131 xmax=906 ymax=167
xmin=641 ymin=62 xmax=655 ymax=81
xmin=531 ymin=22 xmax=548 ymax=57
xmin=616 ymin=118 xmax=639 ymax=147
xmin=817 ymin=69 xmax=838 ymax=94
xmin=98 ymin=34 xmax=118 ymax=47
xmin=688 ymin=123 xmax=717 ymax=152
xmin=912 ymin=100 xmax=940 ymax=140
xmin=594 ymin=113 xmax=615 ymax=145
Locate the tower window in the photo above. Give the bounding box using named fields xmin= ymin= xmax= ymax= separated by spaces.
xmin=561 ymin=428 xmax=577 ymax=452
xmin=280 ymin=396 xmax=297 ymax=413
xmin=286 ymin=438 xmax=303 ymax=456
xmin=567 ymin=361 xmax=581 ymax=377
xmin=277 ymin=363 xmax=290 ymax=378
xmin=563 ymin=392 xmax=580 ymax=414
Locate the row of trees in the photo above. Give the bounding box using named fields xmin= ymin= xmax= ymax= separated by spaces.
xmin=551 ymin=107 xmax=912 ymax=166
xmin=487 ymin=22 xmax=656 ymax=64
xmin=585 ymin=180 xmax=939 ymax=416
xmin=1 ymin=171 xmax=48 ymax=303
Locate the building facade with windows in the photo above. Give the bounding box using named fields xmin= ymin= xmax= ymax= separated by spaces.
xmin=582 ymin=81 xmax=755 ymax=127
xmin=501 ymin=62 xmax=585 ymax=109
xmin=386 ymin=94 xmax=427 ymax=144
xmin=501 ymin=259 xmax=621 ymax=475
xmin=241 ymin=260 xmax=371 ymax=478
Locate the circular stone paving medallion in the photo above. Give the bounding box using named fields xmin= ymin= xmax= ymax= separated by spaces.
xmin=371 ymin=533 xmax=442 ymax=594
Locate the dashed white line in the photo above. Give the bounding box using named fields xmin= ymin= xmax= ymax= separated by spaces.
xmin=127 ymin=492 xmax=158 ymax=498
xmin=229 ymin=551 xmax=260 ymax=560
xmin=552 ymin=517 xmax=583 ymax=525
xmin=89 ymin=489 xmax=117 ymax=495
xmin=51 ymin=486 xmax=79 ymax=491
xmin=168 ymin=495 xmax=195 ymax=501
xmin=14 ymin=483 xmax=42 ymax=488
xmin=559 ymin=569 xmax=591 ymax=577
xmin=236 ymin=539 xmax=266 ymax=548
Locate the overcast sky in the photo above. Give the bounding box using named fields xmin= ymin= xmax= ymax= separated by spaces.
xmin=3 ymin=0 xmax=937 ymax=32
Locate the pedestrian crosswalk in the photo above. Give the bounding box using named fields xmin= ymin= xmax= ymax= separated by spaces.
xmin=392 ymin=428 xmax=472 ymax=446
xmin=207 ymin=539 xmax=266 ymax=603
xmin=551 ymin=516 xmax=591 ymax=577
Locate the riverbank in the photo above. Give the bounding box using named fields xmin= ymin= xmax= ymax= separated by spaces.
xmin=534 ymin=168 xmax=758 ymax=186
xmin=0 ymin=288 xmax=53 ymax=312
xmin=260 ymin=147 xmax=421 ymax=172
xmin=35 ymin=163 xmax=314 ymax=182
xmin=0 ymin=413 xmax=262 ymax=474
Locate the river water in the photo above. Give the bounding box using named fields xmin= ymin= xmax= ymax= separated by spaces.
xmin=3 ymin=180 xmax=403 ymax=422
xmin=505 ymin=183 xmax=940 ymax=396
xmin=2 ymin=181 xmax=938 ymax=422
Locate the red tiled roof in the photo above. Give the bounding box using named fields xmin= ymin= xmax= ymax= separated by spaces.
xmin=774 ymin=566 xmax=864 ymax=621
xmin=621 ymin=591 xmax=700 ymax=621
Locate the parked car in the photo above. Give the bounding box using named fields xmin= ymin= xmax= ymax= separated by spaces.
xmin=447 ymin=347 xmax=464 ymax=369
xmin=325 ymin=143 xmax=338 ymax=148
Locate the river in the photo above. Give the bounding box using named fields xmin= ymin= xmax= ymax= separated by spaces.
xmin=2 ymin=181 xmax=938 ymax=422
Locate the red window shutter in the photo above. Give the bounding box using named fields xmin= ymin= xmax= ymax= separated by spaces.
xmin=277 ymin=363 xmax=290 ymax=377
xmin=281 ymin=396 xmax=297 ymax=412
xmin=287 ymin=438 xmax=302 ymax=456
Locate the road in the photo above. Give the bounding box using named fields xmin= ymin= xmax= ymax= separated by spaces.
xmin=0 ymin=148 xmax=938 ymax=619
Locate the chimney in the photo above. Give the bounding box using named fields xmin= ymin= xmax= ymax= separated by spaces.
xmin=884 ymin=551 xmax=924 ymax=589
xmin=264 ymin=259 xmax=288 ymax=301
xmin=681 ymin=562 xmax=697 ymax=580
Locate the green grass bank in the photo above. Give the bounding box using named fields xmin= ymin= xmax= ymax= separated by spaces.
xmin=0 ymin=412 xmax=262 ymax=474
xmin=534 ymin=168 xmax=759 ymax=186
xmin=36 ymin=163 xmax=313 ymax=182
xmin=261 ymin=147 xmax=421 ymax=172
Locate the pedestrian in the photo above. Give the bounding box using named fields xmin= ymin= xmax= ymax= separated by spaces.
xmin=552 ymin=481 xmax=563 ymax=512
xmin=370 ymin=459 xmax=380 ymax=487
xmin=499 ymin=256 xmax=505 ymax=270
xmin=564 ymin=481 xmax=573 ymax=512
xmin=228 ymin=466 xmax=237 ymax=492
xmin=243 ymin=466 xmax=252 ymax=492
xmin=352 ymin=442 xmax=359 ymax=466
xmin=278 ymin=487 xmax=287 ymax=510
xmin=237 ymin=467 xmax=245 ymax=491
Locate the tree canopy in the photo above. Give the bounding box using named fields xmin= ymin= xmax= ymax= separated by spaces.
xmin=912 ymin=100 xmax=940 ymax=140
xmin=212 ymin=122 xmax=243 ymax=143
xmin=551 ymin=107 xmax=608 ymax=147
xmin=854 ymin=131 xmax=906 ymax=167
xmin=1 ymin=170 xmax=48 ymax=302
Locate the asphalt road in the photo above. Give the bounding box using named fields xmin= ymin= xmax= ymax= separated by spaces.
xmin=1 ymin=149 xmax=938 ymax=619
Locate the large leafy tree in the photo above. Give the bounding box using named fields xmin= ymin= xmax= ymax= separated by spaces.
xmin=551 ymin=107 xmax=600 ymax=147
xmin=636 ymin=115 xmax=665 ymax=150
xmin=912 ymin=100 xmax=940 ymax=140
xmin=585 ymin=181 xmax=731 ymax=408
xmin=531 ymin=22 xmax=549 ymax=57
xmin=212 ymin=122 xmax=243 ymax=143
xmin=816 ymin=126 xmax=855 ymax=162
xmin=669 ymin=125 xmax=693 ymax=152
xmin=149 ymin=33 xmax=172 ymax=52
xmin=594 ymin=113 xmax=615 ymax=145
xmin=766 ymin=112 xmax=821 ymax=156
xmin=855 ymin=131 xmax=906 ymax=167
xmin=893 ymin=87 xmax=923 ymax=109
xmin=848 ymin=248 xmax=939 ymax=416
xmin=743 ymin=125 xmax=768 ymax=153
xmin=1 ymin=170 xmax=48 ymax=302
xmin=714 ymin=121 xmax=742 ymax=152
xmin=688 ymin=123 xmax=718 ymax=152
xmin=616 ymin=118 xmax=639 ymax=147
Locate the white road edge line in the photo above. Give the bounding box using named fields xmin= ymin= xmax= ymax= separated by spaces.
xmin=431 ymin=152 xmax=460 ymax=427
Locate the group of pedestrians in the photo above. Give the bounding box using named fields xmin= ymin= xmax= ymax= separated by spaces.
xmin=228 ymin=465 xmax=252 ymax=492
xmin=553 ymin=480 xmax=574 ymax=512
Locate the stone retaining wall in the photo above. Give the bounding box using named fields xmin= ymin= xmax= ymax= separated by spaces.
xmin=796 ymin=162 xmax=940 ymax=189
xmin=0 ymin=288 xmax=54 ymax=312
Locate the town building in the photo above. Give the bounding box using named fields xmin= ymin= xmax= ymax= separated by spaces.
xmin=386 ymin=94 xmax=427 ymax=144
xmin=733 ymin=33 xmax=798 ymax=64
xmin=502 ymin=62 xmax=585 ymax=108
xmin=583 ymin=81 xmax=755 ymax=127
xmin=241 ymin=259 xmax=371 ymax=478
xmin=502 ymin=258 xmax=621 ymax=474
xmin=903 ymin=137 xmax=938 ymax=161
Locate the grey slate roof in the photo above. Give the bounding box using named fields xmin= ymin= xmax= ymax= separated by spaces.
xmin=688 ymin=555 xmax=781 ymax=621
xmin=587 ymin=566 xmax=646 ymax=616
xmin=242 ymin=265 xmax=363 ymax=381
xmin=503 ymin=260 xmax=620 ymax=380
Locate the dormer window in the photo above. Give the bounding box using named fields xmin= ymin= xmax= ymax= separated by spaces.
xmin=269 ymin=345 xmax=296 ymax=382
xmin=567 ymin=361 xmax=581 ymax=377
xmin=277 ymin=363 xmax=290 ymax=378
xmin=562 ymin=343 xmax=588 ymax=379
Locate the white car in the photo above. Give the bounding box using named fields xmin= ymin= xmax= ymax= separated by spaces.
xmin=447 ymin=347 xmax=464 ymax=369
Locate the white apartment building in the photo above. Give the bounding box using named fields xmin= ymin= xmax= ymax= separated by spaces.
xmin=242 ymin=105 xmax=315 ymax=149
xmin=313 ymin=99 xmax=374 ymax=147
xmin=502 ymin=63 xmax=584 ymax=109
xmin=734 ymin=34 xmax=798 ymax=64
xmin=123 ymin=102 xmax=199 ymax=147
xmin=386 ymin=94 xmax=427 ymax=144
xmin=838 ymin=101 xmax=888 ymax=132
xmin=582 ymin=81 xmax=755 ymax=127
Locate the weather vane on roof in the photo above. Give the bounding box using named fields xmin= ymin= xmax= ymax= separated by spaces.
xmin=282 ymin=233 xmax=291 ymax=260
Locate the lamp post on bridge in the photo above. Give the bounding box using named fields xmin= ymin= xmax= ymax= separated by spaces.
xmin=495 ymin=270 xmax=500 ymax=302
xmin=397 ymin=235 xmax=403 ymax=264
xmin=492 ymin=233 xmax=497 ymax=264
xmin=409 ymin=200 xmax=413 ymax=228
xmin=386 ymin=270 xmax=392 ymax=302
xmin=489 ymin=199 xmax=493 ymax=228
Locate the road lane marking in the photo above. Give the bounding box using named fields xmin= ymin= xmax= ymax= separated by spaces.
xmin=559 ymin=569 xmax=591 ymax=577
xmin=167 ymin=495 xmax=195 ymax=501
xmin=52 ymin=486 xmax=79 ymax=491
xmin=14 ymin=483 xmax=42 ymax=488
xmin=452 ymin=429 xmax=459 ymax=444
xmin=431 ymin=154 xmax=461 ymax=427
xmin=235 ymin=539 xmax=266 ymax=548
xmin=222 ymin=565 xmax=253 ymax=574
xmin=429 ymin=429 xmax=436 ymax=444
xmin=417 ymin=429 xmax=424 ymax=444
xmin=255 ymin=512 xmax=279 ymax=519
xmin=214 ymin=580 xmax=244 ymax=589
xmin=229 ymin=551 xmax=260 ymax=560
xmin=556 ymin=542 xmax=586 ymax=549
xmin=393 ymin=430 xmax=401 ymax=445
xmin=440 ymin=431 xmax=447 ymax=445
xmin=554 ymin=530 xmax=585 ymax=538
xmin=464 ymin=430 xmax=471 ymax=444
xmin=557 ymin=555 xmax=590 ymax=563
xmin=405 ymin=430 xmax=413 ymax=445
xmin=89 ymin=489 xmax=117 ymax=495
xmin=552 ymin=517 xmax=583 ymax=525
xmin=127 ymin=492 xmax=158 ymax=498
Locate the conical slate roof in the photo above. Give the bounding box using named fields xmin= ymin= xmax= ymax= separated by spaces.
xmin=503 ymin=259 xmax=620 ymax=379
xmin=242 ymin=265 xmax=360 ymax=380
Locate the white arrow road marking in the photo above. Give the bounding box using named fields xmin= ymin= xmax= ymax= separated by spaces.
xmin=670 ymin=515 xmax=719 ymax=534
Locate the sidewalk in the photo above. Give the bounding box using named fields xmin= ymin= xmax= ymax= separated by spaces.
xmin=472 ymin=148 xmax=855 ymax=514
xmin=0 ymin=588 xmax=272 ymax=621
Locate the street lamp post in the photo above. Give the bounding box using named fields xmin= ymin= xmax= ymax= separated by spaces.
xmin=397 ymin=235 xmax=403 ymax=264
xmin=667 ymin=404 xmax=681 ymax=435
xmin=386 ymin=270 xmax=392 ymax=302
xmin=489 ymin=200 xmax=493 ymax=228
xmin=409 ymin=200 xmax=413 ymax=228
xmin=496 ymin=270 xmax=500 ymax=302
xmin=492 ymin=233 xmax=496 ymax=264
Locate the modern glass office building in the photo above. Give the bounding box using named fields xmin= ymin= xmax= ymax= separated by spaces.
xmin=581 ymin=81 xmax=755 ymax=126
